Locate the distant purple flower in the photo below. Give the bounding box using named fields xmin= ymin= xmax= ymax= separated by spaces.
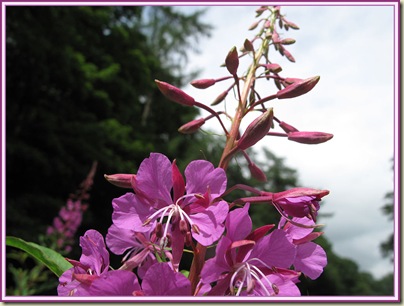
xmin=280 ymin=217 xmax=327 ymax=279
xmin=201 ymin=204 xmax=300 ymax=296
xmin=111 ymin=153 xmax=229 ymax=261
xmin=58 ymin=230 xmax=139 ymax=296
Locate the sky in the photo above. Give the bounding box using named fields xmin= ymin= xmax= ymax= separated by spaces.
xmin=176 ymin=4 xmax=397 ymax=280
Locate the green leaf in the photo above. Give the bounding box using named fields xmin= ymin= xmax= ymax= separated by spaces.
xmin=6 ymin=236 xmax=72 ymax=277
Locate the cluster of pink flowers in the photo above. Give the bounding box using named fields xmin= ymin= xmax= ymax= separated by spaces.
xmin=57 ymin=6 xmax=332 ymax=297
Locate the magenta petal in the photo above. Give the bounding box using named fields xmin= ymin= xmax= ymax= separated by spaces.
xmin=142 ymin=262 xmax=191 ymax=296
xmin=111 ymin=193 xmax=153 ymax=232
xmin=185 ymin=160 xmax=227 ymax=198
xmin=87 ymin=270 xmax=140 ymax=296
xmin=252 ymin=229 xmax=296 ymax=268
xmin=294 ymin=242 xmax=327 ymax=280
xmin=282 ymin=217 xmax=314 ymax=240
xmin=106 ymin=224 xmax=142 ymax=255
xmin=135 ymin=153 xmax=173 ymax=207
xmin=225 ymin=203 xmax=252 ymax=241
xmin=201 ymin=236 xmax=232 ymax=284
xmin=79 ymin=230 xmax=109 ymax=275
xmin=191 ymin=200 xmax=228 ymax=245
xmin=267 ymin=274 xmax=301 ymax=296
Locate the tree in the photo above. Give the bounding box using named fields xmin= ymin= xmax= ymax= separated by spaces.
xmin=6 ymin=6 xmax=211 ymax=243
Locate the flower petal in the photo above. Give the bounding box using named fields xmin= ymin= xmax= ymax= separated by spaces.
xmin=106 ymin=224 xmax=142 ymax=255
xmin=142 ymin=262 xmax=191 ymax=296
xmin=225 ymin=203 xmax=251 ymax=241
xmin=251 ymin=229 xmax=296 ymax=268
xmin=79 ymin=230 xmax=109 ymax=275
xmin=111 ymin=193 xmax=153 ymax=232
xmin=294 ymin=242 xmax=327 ymax=280
xmin=86 ymin=270 xmax=140 ymax=296
xmin=135 ymin=153 xmax=173 ymax=208
xmin=185 ymin=160 xmax=227 ymax=198
xmin=191 ymin=200 xmax=228 ymax=245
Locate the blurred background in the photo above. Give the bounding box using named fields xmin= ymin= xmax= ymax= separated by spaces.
xmin=5 ymin=5 xmax=396 ymax=296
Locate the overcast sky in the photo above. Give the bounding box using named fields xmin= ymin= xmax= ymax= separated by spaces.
xmin=176 ymin=4 xmax=397 ymax=280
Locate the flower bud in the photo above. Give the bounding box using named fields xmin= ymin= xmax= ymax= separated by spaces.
xmin=225 ymin=46 xmax=239 ymax=76
xmin=283 ymin=18 xmax=300 ymax=30
xmin=190 ymin=78 xmax=216 ymax=89
xmin=280 ymin=38 xmax=296 ymax=45
xmin=279 ymin=121 xmax=299 ymax=133
xmin=237 ymin=108 xmax=274 ymax=150
xmin=248 ymin=162 xmax=267 ymax=182
xmin=282 ymin=47 xmax=295 ymax=62
xmin=178 ymin=118 xmax=206 ymax=134
xmin=248 ymin=19 xmax=261 ymax=30
xmin=276 ymin=76 xmax=320 ymax=99
xmin=288 ymin=131 xmax=333 ymax=144
xmin=155 ymin=80 xmax=195 ymax=106
xmin=211 ymin=90 xmax=228 ymax=106
xmin=243 ymin=39 xmax=254 ymax=52
xmin=104 ymin=173 xmax=135 ymax=189
xmin=264 ymin=63 xmax=282 ymax=73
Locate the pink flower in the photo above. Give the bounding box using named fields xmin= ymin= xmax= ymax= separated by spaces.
xmin=272 ymin=188 xmax=329 ymax=222
xmin=280 ymin=217 xmax=327 ymax=279
xmin=201 ymin=204 xmax=300 ymax=296
xmin=110 ymin=153 xmax=229 ymax=268
xmin=58 ymin=230 xmax=140 ymax=296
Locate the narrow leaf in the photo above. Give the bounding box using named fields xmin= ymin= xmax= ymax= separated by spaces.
xmin=6 ymin=236 xmax=72 ymax=277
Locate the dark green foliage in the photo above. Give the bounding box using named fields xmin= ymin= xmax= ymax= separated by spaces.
xmin=6 ymin=6 xmax=210 ymax=242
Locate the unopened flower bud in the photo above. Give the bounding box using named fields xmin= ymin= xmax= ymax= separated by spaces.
xmin=282 ymin=47 xmax=295 ymax=62
xmin=280 ymin=38 xmax=296 ymax=45
xmin=288 ymin=131 xmax=333 ymax=144
xmin=104 ymin=174 xmax=135 ymax=189
xmin=211 ymin=90 xmax=228 ymax=106
xmin=248 ymin=19 xmax=261 ymax=30
xmin=225 ymin=46 xmax=239 ymax=76
xmin=178 ymin=118 xmax=206 ymax=134
xmin=243 ymin=39 xmax=254 ymax=52
xmin=190 ymin=78 xmax=216 ymax=89
xmin=264 ymin=63 xmax=282 ymax=73
xmin=283 ymin=18 xmax=300 ymax=30
xmin=237 ymin=108 xmax=274 ymax=150
xmin=279 ymin=121 xmax=299 ymax=133
xmin=155 ymin=80 xmax=195 ymax=106
xmin=276 ymin=76 xmax=320 ymax=99
xmin=248 ymin=162 xmax=267 ymax=182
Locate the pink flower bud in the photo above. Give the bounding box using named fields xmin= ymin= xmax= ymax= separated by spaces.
xmin=104 ymin=173 xmax=135 ymax=189
xmin=243 ymin=39 xmax=254 ymax=52
xmin=288 ymin=131 xmax=333 ymax=144
xmin=264 ymin=63 xmax=282 ymax=73
xmin=225 ymin=46 xmax=239 ymax=76
xmin=279 ymin=121 xmax=299 ymax=133
xmin=178 ymin=118 xmax=206 ymax=134
xmin=283 ymin=18 xmax=300 ymax=30
xmin=248 ymin=162 xmax=267 ymax=182
xmin=211 ymin=90 xmax=228 ymax=106
xmin=237 ymin=108 xmax=274 ymax=150
xmin=280 ymin=38 xmax=296 ymax=45
xmin=155 ymin=80 xmax=195 ymax=106
xmin=248 ymin=19 xmax=262 ymax=30
xmin=190 ymin=79 xmax=216 ymax=89
xmin=282 ymin=47 xmax=295 ymax=62
xmin=276 ymin=76 xmax=320 ymax=99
